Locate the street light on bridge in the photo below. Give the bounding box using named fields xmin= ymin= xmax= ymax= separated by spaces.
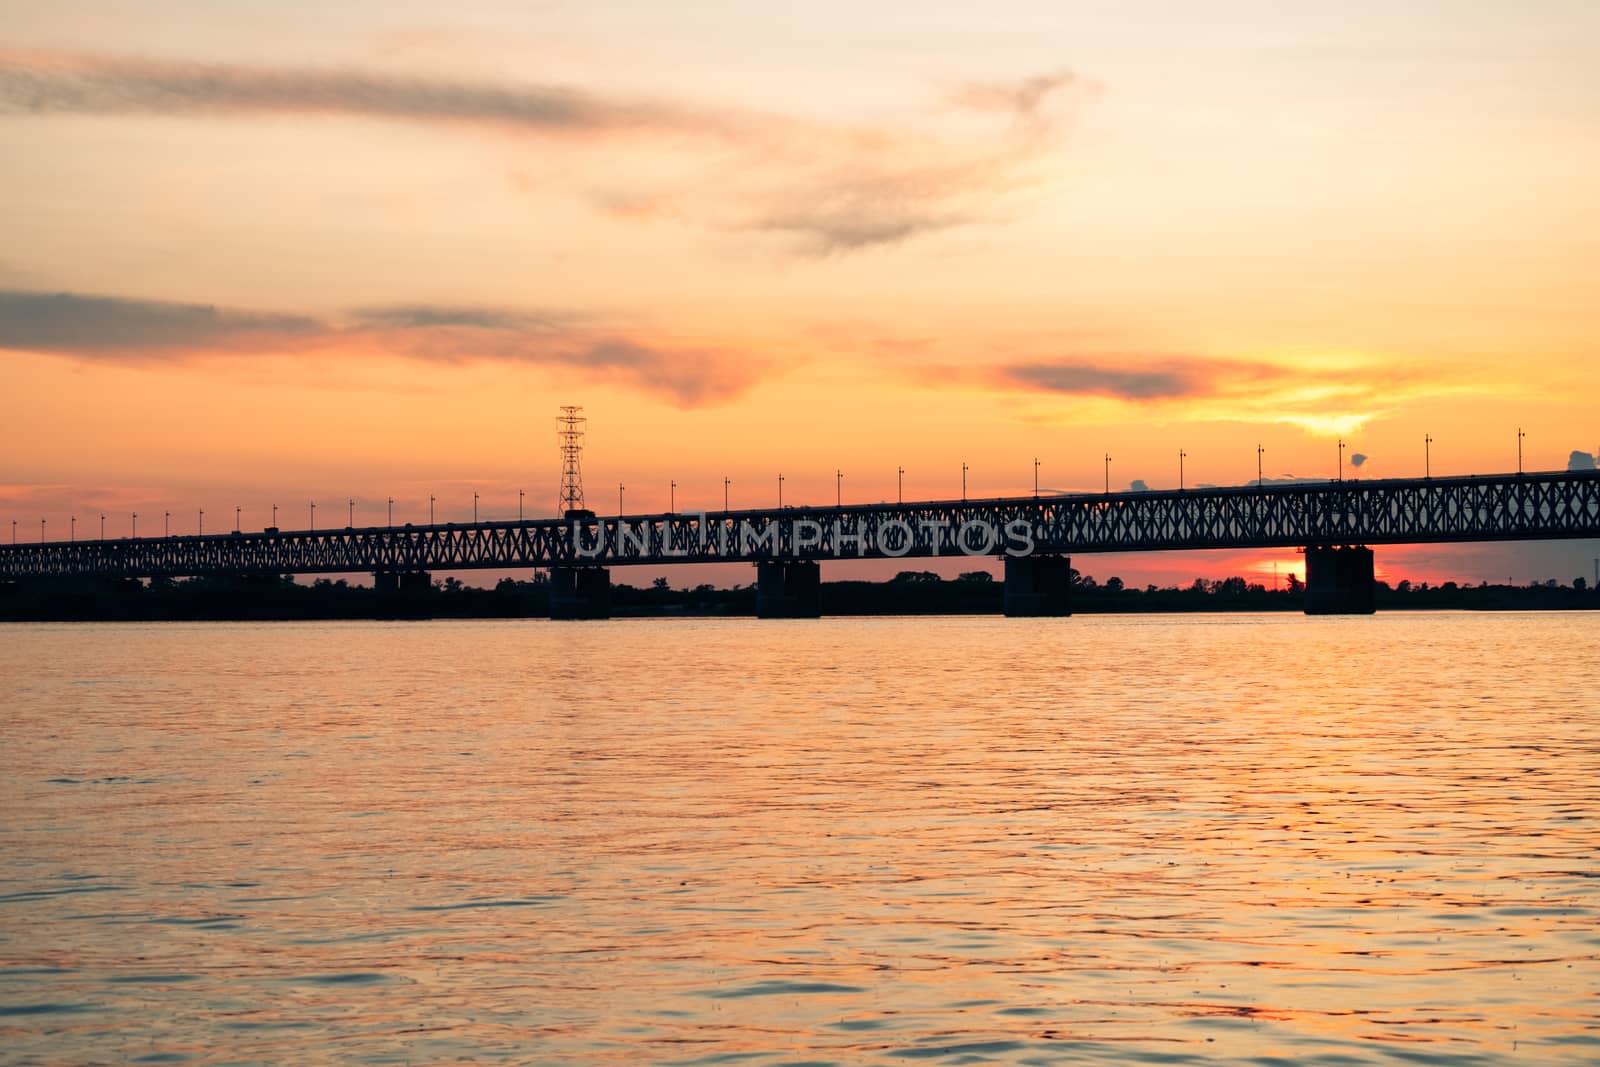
xmin=348 ymin=499 xmax=354 ymax=527
xmin=898 ymin=466 xmax=904 ymax=504
xmin=1518 ymin=428 xmax=1525 ymax=474
xmin=40 ymin=518 xmax=44 ymax=543
xmin=1257 ymin=445 xmax=1265 ymax=488
xmin=164 ymin=510 xmax=170 ymax=537
xmin=778 ymin=473 xmax=784 ymax=508
xmin=618 ymin=483 xmax=624 ymax=515
xmin=472 ymin=491 xmax=478 ymax=523
xmin=723 ymin=477 xmax=730 ymax=512
xmin=389 ymin=496 xmax=395 ymax=525
xmin=70 ymin=516 xmax=75 ymax=542
xmin=1104 ymin=453 xmax=1111 ymax=494
xmin=428 ymin=494 xmax=434 ymax=524
xmin=961 ymin=462 xmax=968 ymax=502
xmin=235 ymin=506 xmax=240 ymax=532
xmin=1179 ymin=449 xmax=1186 ymax=491
xmin=836 ymin=470 xmax=842 ymax=507
xmin=100 ymin=515 xmax=105 ymax=540
xmin=1426 ymin=434 xmax=1432 ymax=479
xmin=1033 ymin=458 xmax=1040 ymax=498
xmin=198 ymin=508 xmax=204 ymax=536
xmin=517 ymin=490 xmax=523 ymax=522
xmin=1338 ymin=438 xmax=1345 ymax=482
xmin=132 ymin=512 xmax=137 ymax=538
xmin=309 ymin=501 xmax=316 ymax=531
xmin=670 ymin=480 xmax=676 ymax=513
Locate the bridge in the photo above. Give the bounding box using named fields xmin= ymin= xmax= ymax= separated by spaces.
xmin=3 ymin=470 xmax=1597 ymax=618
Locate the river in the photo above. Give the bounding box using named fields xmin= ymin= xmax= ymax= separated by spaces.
xmin=2 ymin=613 xmax=1596 ymax=1064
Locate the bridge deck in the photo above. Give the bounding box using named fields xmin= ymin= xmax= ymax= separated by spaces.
xmin=3 ymin=471 xmax=1598 ymax=579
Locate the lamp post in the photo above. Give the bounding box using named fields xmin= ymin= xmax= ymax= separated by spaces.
xmin=1517 ymin=428 xmax=1525 ymax=474
xmin=132 ymin=512 xmax=137 ymax=538
xmin=1257 ymin=445 xmax=1265 ymax=487
xmin=1104 ymin=453 xmax=1111 ymax=494
xmin=618 ymin=482 xmax=624 ymax=515
xmin=1338 ymin=438 xmax=1345 ymax=482
xmin=428 ymin=494 xmax=435 ymax=524
xmin=1425 ymin=434 xmax=1432 ymax=479
xmin=723 ymin=477 xmax=730 ymax=512
xmin=271 ymin=504 xmax=277 ymax=528
xmin=100 ymin=515 xmax=105 ymax=540
xmin=778 ymin=473 xmax=784 ymax=508
xmin=518 ymin=489 xmax=523 ymax=522
xmin=39 ymin=518 xmax=44 ymax=543
xmin=10 ymin=519 xmax=15 ymax=544
xmin=164 ymin=510 xmax=170 ymax=537
xmin=309 ymin=501 xmax=316 ymax=531
xmin=1033 ymin=458 xmax=1040 ymax=497
xmin=472 ymin=492 xmax=478 ymax=523
xmin=670 ymin=480 xmax=676 ymax=513
xmin=198 ymin=508 xmax=204 ymax=536
xmin=235 ymin=505 xmax=241 ymax=532
xmin=70 ymin=516 xmax=75 ymax=541
xmin=897 ymin=466 xmax=904 ymax=504
xmin=1179 ymin=449 xmax=1186 ymax=491
xmin=961 ymin=462 xmax=968 ymax=502
xmin=389 ymin=496 xmax=395 ymax=525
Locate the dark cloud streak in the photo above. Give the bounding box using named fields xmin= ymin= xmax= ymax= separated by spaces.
xmin=0 ymin=288 xmax=763 ymax=406
xmin=0 ymin=49 xmax=737 ymax=138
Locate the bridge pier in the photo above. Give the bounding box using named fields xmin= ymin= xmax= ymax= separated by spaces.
xmin=755 ymin=560 xmax=821 ymax=618
xmin=1003 ymin=555 xmax=1073 ymax=617
xmin=373 ymin=570 xmax=432 ymax=594
xmin=1304 ymin=546 xmax=1375 ymax=615
xmin=550 ymin=566 xmax=611 ymax=620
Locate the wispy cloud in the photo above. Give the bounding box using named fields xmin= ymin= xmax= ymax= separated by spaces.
xmin=0 ymin=288 xmax=769 ymax=406
xmin=947 ymin=70 xmax=1081 ymax=127
xmin=0 ymin=51 xmax=1084 ymax=254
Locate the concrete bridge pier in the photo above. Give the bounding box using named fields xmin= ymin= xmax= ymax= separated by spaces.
xmin=373 ymin=570 xmax=432 ymax=594
xmin=1304 ymin=545 xmax=1375 ymax=615
xmin=755 ymin=560 xmax=821 ymax=618
xmin=1003 ymin=555 xmax=1073 ymax=617
xmin=550 ymin=566 xmax=611 ymax=620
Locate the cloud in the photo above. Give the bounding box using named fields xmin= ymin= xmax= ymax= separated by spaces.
xmin=948 ymin=70 xmax=1080 ymax=126
xmin=1129 ymin=479 xmax=1151 ymax=492
xmin=3 ymin=50 xmax=1086 ymax=255
xmin=0 ymin=49 xmax=739 ymax=139
xmin=0 ymin=289 xmax=320 ymax=353
xmin=998 ymin=359 xmax=1277 ymax=400
xmin=0 ymin=288 xmax=767 ymax=406
xmin=1350 ymin=452 xmax=1368 ymax=468
xmin=1570 ymin=450 xmax=1598 ymax=471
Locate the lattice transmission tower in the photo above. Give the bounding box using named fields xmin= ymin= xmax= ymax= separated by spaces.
xmin=558 ymin=406 xmax=587 ymax=516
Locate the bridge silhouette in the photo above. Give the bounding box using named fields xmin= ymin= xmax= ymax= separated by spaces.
xmin=4 ymin=470 xmax=1597 ymax=618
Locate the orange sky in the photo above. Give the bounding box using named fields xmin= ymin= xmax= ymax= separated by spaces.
xmin=2 ymin=3 xmax=1597 ymax=586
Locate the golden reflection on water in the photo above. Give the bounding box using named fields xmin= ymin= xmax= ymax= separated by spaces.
xmin=1 ymin=613 xmax=1597 ymax=1065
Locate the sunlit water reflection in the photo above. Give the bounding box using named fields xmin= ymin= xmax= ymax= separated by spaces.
xmin=1 ymin=613 xmax=1597 ymax=1064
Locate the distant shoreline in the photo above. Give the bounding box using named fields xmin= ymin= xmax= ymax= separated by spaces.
xmin=3 ymin=573 xmax=1593 ymax=621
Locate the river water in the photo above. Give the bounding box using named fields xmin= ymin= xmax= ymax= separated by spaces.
xmin=1 ymin=614 xmax=1597 ymax=1065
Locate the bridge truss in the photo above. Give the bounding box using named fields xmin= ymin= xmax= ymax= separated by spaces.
xmin=3 ymin=471 xmax=1597 ymax=580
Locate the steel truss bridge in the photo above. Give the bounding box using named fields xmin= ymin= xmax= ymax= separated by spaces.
xmin=2 ymin=470 xmax=1598 ymax=581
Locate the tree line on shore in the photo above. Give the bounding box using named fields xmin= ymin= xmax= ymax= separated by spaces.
xmin=1 ymin=568 xmax=1594 ymax=621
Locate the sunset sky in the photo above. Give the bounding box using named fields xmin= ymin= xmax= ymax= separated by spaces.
xmin=4 ymin=1 xmax=1597 ymax=586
